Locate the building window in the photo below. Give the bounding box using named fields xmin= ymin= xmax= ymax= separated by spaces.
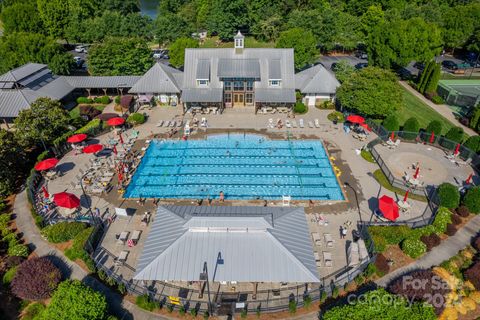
xmin=246 ymin=81 xmax=254 ymax=91
xmin=197 ymin=80 xmax=209 ymax=87
xmin=246 ymin=93 xmax=253 ymax=104
xmin=269 ymin=80 xmax=281 ymax=87
xmin=224 ymin=81 xmax=232 ymax=91
xmin=224 ymin=93 xmax=232 ymax=103
xmin=234 ymin=81 xmax=244 ymax=91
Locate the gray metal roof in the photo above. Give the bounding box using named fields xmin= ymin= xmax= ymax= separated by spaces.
xmin=255 ymin=88 xmax=296 ymax=103
xmin=295 ymin=64 xmax=340 ymax=94
xmin=217 ymin=59 xmax=260 ymax=79
xmin=0 ymin=90 xmax=32 ymax=117
xmin=0 ymin=63 xmax=47 ymax=82
xmin=62 ymin=76 xmax=141 ymax=88
xmin=134 ymin=205 xmax=320 ymax=283
xmin=196 ymin=60 xmax=210 ymax=80
xmin=36 ymin=77 xmax=75 ymax=100
xmin=269 ymin=59 xmax=281 ymax=80
xmin=128 ymin=63 xmax=182 ymax=94
xmin=181 ymin=88 xmax=223 ymax=102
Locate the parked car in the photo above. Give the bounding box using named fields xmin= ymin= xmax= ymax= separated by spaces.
xmin=355 ymin=51 xmax=368 ymax=59
xmin=442 ymin=60 xmax=458 ymax=70
xmin=153 ymin=52 xmax=162 ymax=59
xmin=355 ymin=63 xmax=368 ymax=70
xmin=73 ymin=56 xmax=84 ymax=67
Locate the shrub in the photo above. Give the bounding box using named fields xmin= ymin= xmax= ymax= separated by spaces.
xmin=451 ymin=214 xmax=462 ymax=225
xmin=464 ymin=187 xmax=480 ymax=214
xmin=136 ymin=295 xmax=159 ymax=311
xmin=203 ymin=311 xmax=209 ymax=319
xmin=364 ymin=263 xmax=377 ymax=278
xmin=114 ymin=96 xmax=121 ymax=105
xmin=426 ymin=120 xmax=443 ymax=136
xmin=166 ymin=304 xmax=174 ymax=313
xmin=41 ymin=222 xmax=87 ymax=243
xmin=179 ymin=305 xmax=186 ymax=316
xmin=465 ymin=262 xmax=480 ymax=290
xmin=457 ymin=205 xmax=470 ymax=217
xmin=320 ymin=291 xmax=327 ymax=303
xmin=432 ymin=207 xmax=453 ymax=234
xmin=190 ymin=308 xmax=198 ymax=317
xmin=11 ymin=257 xmax=61 ymax=300
xmin=445 ymin=126 xmax=464 ymax=143
xmin=288 ymin=300 xmax=297 ymax=314
xmin=118 ymin=282 xmax=126 ymax=295
xmin=303 ymin=295 xmax=312 ymax=308
xmin=75 ymin=118 xmax=103 ymax=135
xmin=2 ymin=256 xmax=25 ymax=271
xmin=388 ymin=270 xmax=449 ymax=315
xmin=77 ymin=97 xmax=93 ymax=104
xmin=463 ymin=136 xmax=480 ymax=153
xmin=401 ymin=239 xmax=427 ymax=258
xmin=327 ymin=111 xmax=344 ymax=123
xmin=2 ymin=265 xmax=18 ymax=284
xmin=3 ymin=232 xmax=18 ymax=247
xmin=382 ymin=114 xmax=400 ymax=131
xmin=420 ymin=234 xmax=441 ymax=251
xmin=8 ymin=244 xmax=29 ymax=257
xmin=240 ymin=309 xmax=247 ymax=318
xmin=446 ymin=223 xmax=457 ymax=236
xmin=332 ymin=286 xmax=339 ymax=298
xmin=97 ymin=269 xmax=107 ymax=281
xmin=430 ymin=95 xmax=444 ymax=104
xmin=93 ymin=96 xmax=110 ymax=104
xmin=293 ymin=102 xmax=307 ymax=114
xmin=39 ymin=280 xmax=108 ymax=320
xmin=402 ymin=117 xmax=420 ymax=140
xmin=473 ymin=237 xmax=480 ymax=251
xmin=437 ymin=183 xmax=460 ymax=209
xmin=64 ymin=227 xmax=93 ymax=261
xmin=354 ymin=274 xmax=365 ymax=285
xmin=369 ymin=225 xmax=411 ymax=245
xmin=319 ymin=100 xmax=335 ymax=109
xmin=22 ymin=302 xmax=46 ymax=320
xmin=126 ymin=113 xmax=146 ymax=126
xmin=79 ymin=105 xmax=101 ymax=119
xmin=0 ymin=213 xmax=11 ymax=227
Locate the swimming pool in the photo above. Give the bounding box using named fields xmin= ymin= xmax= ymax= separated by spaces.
xmin=124 ymin=134 xmax=344 ymax=200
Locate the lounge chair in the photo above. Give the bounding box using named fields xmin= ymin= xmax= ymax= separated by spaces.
xmin=308 ymin=121 xmax=314 ymax=128
xmin=292 ymin=120 xmax=298 ymax=128
xmin=170 ymin=121 xmax=176 ymax=127
xmin=164 ymin=120 xmax=170 ymax=127
xmin=324 ymin=233 xmax=334 ymax=248
xmin=156 ymin=120 xmax=164 ymax=127
xmin=455 ymin=158 xmax=472 ymax=166
xmin=314 ymin=252 xmax=322 ymax=267
xmin=131 ymin=230 xmax=141 ymax=245
xmin=268 ymin=118 xmax=274 ymax=129
xmin=176 ymin=120 xmax=183 ymax=127
xmin=311 ymin=232 xmax=322 ymax=246
xmin=286 ymin=120 xmax=291 ymax=128
xmin=314 ymin=119 xmax=320 ymax=128
xmin=323 ymin=251 xmax=333 ymax=267
xmin=201 ymin=118 xmax=207 ymax=127
xmin=299 ymin=119 xmax=305 ymax=128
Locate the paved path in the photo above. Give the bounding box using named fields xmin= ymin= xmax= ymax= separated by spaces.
xmin=14 ymin=190 xmax=172 ymax=320
xmin=376 ymin=214 xmax=480 ymax=287
xmin=399 ymin=81 xmax=477 ymax=137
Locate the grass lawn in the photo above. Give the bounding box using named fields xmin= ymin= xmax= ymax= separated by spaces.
xmin=398 ymin=86 xmax=455 ymax=135
xmin=441 ymin=72 xmax=480 ymax=80
xmin=373 ymin=169 xmax=427 ymax=202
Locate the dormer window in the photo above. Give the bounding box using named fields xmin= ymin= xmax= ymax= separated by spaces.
xmin=269 ymin=80 xmax=281 ymax=87
xmin=197 ymin=79 xmax=209 ymax=87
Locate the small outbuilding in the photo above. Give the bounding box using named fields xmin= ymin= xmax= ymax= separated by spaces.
xmin=295 ymin=64 xmax=340 ymax=108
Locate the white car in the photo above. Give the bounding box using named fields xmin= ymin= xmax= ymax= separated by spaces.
xmin=75 ymin=45 xmax=87 ymax=53
xmin=73 ymin=56 xmax=82 ymax=62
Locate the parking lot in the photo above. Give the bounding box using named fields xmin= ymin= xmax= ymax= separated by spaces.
xmin=318 ymin=55 xmax=367 ymax=70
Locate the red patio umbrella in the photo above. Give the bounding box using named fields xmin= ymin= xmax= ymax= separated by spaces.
xmin=346 ymin=115 xmax=365 ymax=124
xmin=67 ymin=133 xmax=87 ymax=144
xmin=390 ymin=131 xmax=395 ymax=141
xmin=454 ymin=143 xmax=461 ymax=156
xmin=118 ymin=173 xmax=123 ymax=182
xmin=83 ymin=144 xmax=103 ymax=154
xmin=360 ymin=123 xmax=371 ymax=131
xmin=41 ymin=185 xmax=49 ymax=198
xmin=34 ymin=158 xmax=59 ymax=171
xmin=378 ymin=195 xmax=399 ymax=221
xmin=53 ymin=192 xmax=80 ymax=209
xmin=118 ymin=133 xmax=124 ymax=144
xmin=429 ymin=131 xmax=435 ymax=144
xmin=413 ymin=166 xmax=420 ymax=179
xmin=112 ymin=145 xmax=117 ymax=155
xmin=466 ymin=173 xmax=473 ymax=185
xmin=107 ymin=117 xmax=125 ymax=126
xmin=403 ymin=190 xmax=409 ymax=202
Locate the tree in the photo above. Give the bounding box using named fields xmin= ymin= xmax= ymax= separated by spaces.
xmin=36 ymin=0 xmax=70 ymax=38
xmin=48 ymin=53 xmax=75 ymax=75
xmin=0 ymin=130 xmax=26 ymax=197
xmin=437 ymin=183 xmax=460 ymax=209
xmin=100 ymin=0 xmax=139 ymax=15
xmin=276 ymin=28 xmax=317 ymax=70
xmin=367 ymin=17 xmax=442 ymax=69
xmin=469 ymin=107 xmax=480 ymax=132
xmin=154 ymin=13 xmax=191 ymax=46
xmin=383 ymin=114 xmax=400 ymax=131
xmin=403 ymin=117 xmax=420 ymax=132
xmin=426 ymin=120 xmax=442 ymax=136
xmin=442 ymin=3 xmax=480 ymax=53
xmin=251 ymin=15 xmax=282 ymax=42
xmin=424 ymin=63 xmax=441 ymax=95
xmin=14 ymin=97 xmax=70 ymax=147
xmin=445 ymin=127 xmax=464 ymax=143
xmin=0 ymin=2 xmax=43 ymax=34
xmin=38 ymin=280 xmax=108 ymax=320
xmin=417 ymin=60 xmax=435 ymax=94
xmin=464 ymin=135 xmax=480 ymax=153
xmin=206 ymin=0 xmax=249 ymax=40
xmin=464 ymin=187 xmax=480 ymax=214
xmin=332 ymin=60 xmax=355 ymax=84
xmin=88 ymin=37 xmax=153 ymax=76
xmin=11 ymin=257 xmax=61 ymax=300
xmin=360 ymin=5 xmax=384 ymax=36
xmin=336 ymin=67 xmax=403 ymax=118
xmin=169 ymin=37 xmax=199 ymax=68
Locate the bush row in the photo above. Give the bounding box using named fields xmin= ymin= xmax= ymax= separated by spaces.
xmin=76 ymin=96 xmax=110 ymax=105
xmin=0 ymin=212 xmax=29 ymax=258
xmin=75 ymin=118 xmax=103 ymax=135
xmin=438 ymin=183 xmax=480 ymax=213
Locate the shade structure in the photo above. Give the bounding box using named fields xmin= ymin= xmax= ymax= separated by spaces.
xmin=346 ymin=115 xmax=365 ymax=124
xmin=378 ymin=195 xmax=399 ymax=221
xmin=34 ymin=158 xmax=59 ymax=171
xmin=113 ymin=145 xmax=117 ymax=155
xmin=107 ymin=117 xmax=125 ymax=126
xmin=83 ymin=144 xmax=103 ymax=154
xmin=454 ymin=143 xmax=461 ymax=156
xmin=53 ymin=192 xmax=80 ymax=209
xmin=67 ymin=133 xmax=87 ymax=144
xmin=403 ymin=190 xmax=409 ymax=202
xmin=466 ymin=173 xmax=473 ymax=185
xmin=414 ymin=166 xmax=420 ymax=179
xmin=429 ymin=132 xmax=435 ymax=143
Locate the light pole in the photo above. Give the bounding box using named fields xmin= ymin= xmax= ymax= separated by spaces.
xmin=344 ymin=182 xmax=362 ymax=222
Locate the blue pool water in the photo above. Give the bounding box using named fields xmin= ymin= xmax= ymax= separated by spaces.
xmin=124 ymin=134 xmax=344 ymax=200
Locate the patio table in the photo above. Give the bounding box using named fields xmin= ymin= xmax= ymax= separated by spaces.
xmin=311 ymin=232 xmax=321 ymax=246
xmin=116 ymin=250 xmax=129 ymax=265
xmin=131 ymin=230 xmax=141 ymax=244
xmin=324 ymin=233 xmax=334 ymax=247
xmin=117 ymin=231 xmax=129 ymax=245
xmin=323 ymin=251 xmax=333 ymax=267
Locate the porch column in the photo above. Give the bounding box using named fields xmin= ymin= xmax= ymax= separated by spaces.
xmin=3 ymin=119 xmax=9 ymax=129
xmin=252 ymin=282 xmax=258 ymax=300
xmin=86 ymin=88 xmax=91 ymax=97
xmin=102 ymin=88 xmax=107 ymax=96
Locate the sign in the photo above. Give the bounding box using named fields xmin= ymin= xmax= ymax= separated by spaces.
xmin=235 ymin=302 xmax=245 ymax=309
xmin=169 ymin=296 xmax=180 ymax=305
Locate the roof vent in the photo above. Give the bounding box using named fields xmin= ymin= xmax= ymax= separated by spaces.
xmin=234 ymin=31 xmax=244 ymax=54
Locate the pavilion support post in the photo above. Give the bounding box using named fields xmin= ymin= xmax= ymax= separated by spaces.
xmin=252 ymin=282 xmax=258 ymax=300
xmin=198 ymin=281 xmax=206 ymax=299
xmin=86 ymin=88 xmax=91 ymax=97
xmin=102 ymin=88 xmax=107 ymax=96
xmin=3 ymin=118 xmax=9 ymax=129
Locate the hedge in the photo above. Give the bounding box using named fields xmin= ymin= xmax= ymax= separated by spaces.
xmin=402 ymin=117 xmax=420 ymax=140
xmin=77 ymin=96 xmax=110 ymax=105
xmin=437 ymin=183 xmax=460 ymax=209
xmin=8 ymin=244 xmax=29 ymax=257
xmin=75 ymin=118 xmax=103 ymax=135
xmin=126 ymin=113 xmax=146 ymax=126
xmin=426 ymin=120 xmax=442 ymax=136
xmin=41 ymin=222 xmax=87 ymax=243
xmin=432 ymin=207 xmax=452 ymax=234
xmin=77 ymin=97 xmax=93 ymax=104
xmin=401 ymin=238 xmax=427 ymax=258
xmin=2 ymin=266 xmax=18 ymax=284
xmin=463 ymin=187 xmax=480 ymax=214
xmin=463 ymin=136 xmax=480 ymax=153
xmin=382 ymin=114 xmax=399 ymax=131
xmin=136 ymin=294 xmax=159 ymax=311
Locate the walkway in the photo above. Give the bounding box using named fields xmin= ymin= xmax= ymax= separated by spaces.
xmin=14 ymin=190 xmax=173 ymax=320
xmin=399 ymin=81 xmax=477 ymax=137
xmin=376 ymin=214 xmax=480 ymax=287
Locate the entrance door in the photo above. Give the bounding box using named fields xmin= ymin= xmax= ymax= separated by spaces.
xmin=233 ymin=93 xmax=244 ymax=106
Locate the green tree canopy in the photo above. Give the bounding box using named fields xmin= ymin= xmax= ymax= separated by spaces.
xmin=37 ymin=280 xmax=107 ymax=320
xmin=445 ymin=126 xmax=464 ymax=143
xmin=464 ymin=135 xmax=480 ymax=153
xmin=276 ymin=28 xmax=317 ymax=70
xmin=14 ymin=97 xmax=70 ymax=147
xmin=36 ymin=0 xmax=70 ymax=38
xmin=437 ymin=182 xmax=460 ymax=209
xmin=426 ymin=120 xmax=443 ymax=135
xmin=360 ymin=5 xmax=384 ymax=36
xmin=88 ymin=37 xmax=153 ymax=76
xmin=0 ymin=2 xmax=43 ymax=34
xmin=100 ymin=0 xmax=139 ymax=15
xmin=0 ymin=129 xmax=26 ymax=197
xmin=332 ymin=60 xmax=355 ymax=84
xmin=336 ymin=67 xmax=403 ymax=118
xmin=383 ymin=114 xmax=400 ymax=131
xmin=154 ymin=13 xmax=191 ymax=46
xmin=206 ymin=0 xmax=249 ymax=40
xmin=169 ymin=37 xmax=199 ymax=68
xmin=442 ymin=3 xmax=480 ymax=51
xmin=464 ymin=187 xmax=480 ymax=214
